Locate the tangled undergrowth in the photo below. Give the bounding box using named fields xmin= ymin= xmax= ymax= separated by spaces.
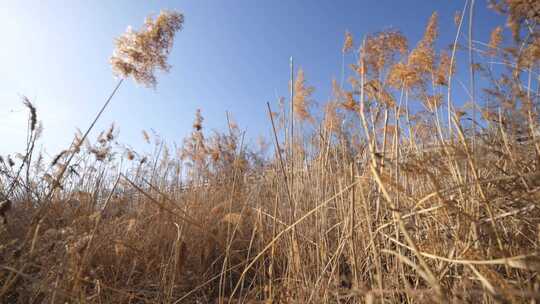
xmin=1 ymin=1 xmax=540 ymax=303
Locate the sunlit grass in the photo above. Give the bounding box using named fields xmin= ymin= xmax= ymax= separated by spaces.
xmin=1 ymin=1 xmax=540 ymax=303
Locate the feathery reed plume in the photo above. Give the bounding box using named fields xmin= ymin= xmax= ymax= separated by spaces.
xmin=105 ymin=123 xmax=115 ymax=142
xmin=90 ymin=146 xmax=111 ymax=162
xmin=454 ymin=10 xmax=462 ymax=26
xmin=408 ymin=12 xmax=438 ymax=75
xmin=323 ymin=101 xmax=343 ymax=133
xmin=331 ymin=79 xmax=354 ymax=111
xmin=435 ymin=50 xmax=454 ymax=86
xmin=489 ymin=0 xmax=540 ymax=41
xmin=193 ymin=109 xmax=204 ymax=131
xmin=365 ymin=79 xmax=395 ymax=108
xmin=520 ymin=37 xmax=540 ymax=69
xmin=182 ymin=109 xmax=208 ymax=178
xmin=342 ymin=92 xmax=357 ymax=111
xmin=51 ymin=150 xmax=68 ymax=167
xmin=342 ymin=31 xmax=354 ymax=54
xmin=34 ymin=122 xmax=43 ymax=140
xmin=111 ymin=10 xmax=184 ymax=87
xmin=423 ymin=11 xmax=439 ymax=46
xmin=292 ymin=68 xmax=315 ymax=122
xmin=142 ymin=130 xmax=151 ymax=143
xmin=387 ymin=12 xmax=439 ymax=91
xmin=362 ymin=30 xmax=408 ymax=77
xmin=22 ymin=96 xmax=37 ymax=131
xmin=488 ymin=26 xmax=503 ymax=56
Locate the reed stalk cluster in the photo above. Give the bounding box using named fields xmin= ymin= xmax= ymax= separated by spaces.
xmin=1 ymin=1 xmax=540 ymax=303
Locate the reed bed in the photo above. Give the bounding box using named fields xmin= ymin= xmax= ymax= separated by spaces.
xmin=1 ymin=1 xmax=540 ymax=303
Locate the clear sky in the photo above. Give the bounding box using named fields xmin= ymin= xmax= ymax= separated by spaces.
xmin=0 ymin=1 xmax=506 ymax=158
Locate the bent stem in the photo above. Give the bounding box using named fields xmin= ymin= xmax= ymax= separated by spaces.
xmin=45 ymin=78 xmax=124 ymax=201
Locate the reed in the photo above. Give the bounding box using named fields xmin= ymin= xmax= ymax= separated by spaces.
xmin=1 ymin=1 xmax=539 ymax=303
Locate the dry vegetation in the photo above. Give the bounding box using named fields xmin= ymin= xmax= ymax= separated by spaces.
xmin=1 ymin=1 xmax=540 ymax=303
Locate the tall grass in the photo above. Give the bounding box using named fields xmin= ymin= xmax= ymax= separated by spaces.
xmin=1 ymin=1 xmax=540 ymax=303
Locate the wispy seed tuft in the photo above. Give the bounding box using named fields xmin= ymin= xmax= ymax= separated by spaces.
xmin=22 ymin=96 xmax=37 ymax=131
xmin=110 ymin=10 xmax=184 ymax=87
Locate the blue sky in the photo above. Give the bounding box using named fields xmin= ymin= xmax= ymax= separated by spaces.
xmin=0 ymin=1 xmax=506 ymax=158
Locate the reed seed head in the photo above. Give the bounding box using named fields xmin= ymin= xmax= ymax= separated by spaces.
xmin=111 ymin=10 xmax=184 ymax=87
xmin=293 ymin=68 xmax=315 ymax=122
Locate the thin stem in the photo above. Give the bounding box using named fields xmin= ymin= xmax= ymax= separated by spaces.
xmin=289 ymin=56 xmax=295 ymax=216
xmin=468 ymin=0 xmax=476 ymax=153
xmin=448 ymin=0 xmax=468 ymax=139
xmin=45 ymin=78 xmax=124 ymax=201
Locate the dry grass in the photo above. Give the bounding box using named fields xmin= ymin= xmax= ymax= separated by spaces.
xmin=1 ymin=1 xmax=540 ymax=303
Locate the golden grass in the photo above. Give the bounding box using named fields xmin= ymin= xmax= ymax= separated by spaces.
xmin=1 ymin=1 xmax=540 ymax=303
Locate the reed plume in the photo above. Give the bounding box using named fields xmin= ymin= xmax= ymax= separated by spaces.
xmin=111 ymin=10 xmax=184 ymax=87
xmin=342 ymin=31 xmax=354 ymax=54
xmin=292 ymin=68 xmax=315 ymax=122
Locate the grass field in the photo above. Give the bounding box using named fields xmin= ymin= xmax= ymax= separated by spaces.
xmin=1 ymin=1 xmax=540 ymax=303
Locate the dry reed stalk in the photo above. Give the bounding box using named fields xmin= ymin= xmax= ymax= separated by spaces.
xmin=229 ymin=180 xmax=360 ymax=299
